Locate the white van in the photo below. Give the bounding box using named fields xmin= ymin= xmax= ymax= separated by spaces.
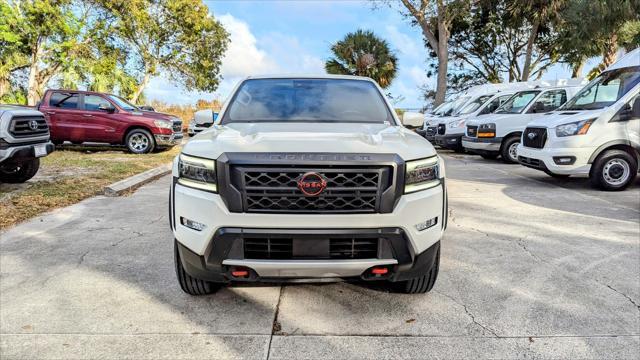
xmin=517 ymin=48 xmax=640 ymax=190
xmin=462 ymin=83 xmax=585 ymax=162
xmin=433 ymin=91 xmax=515 ymax=151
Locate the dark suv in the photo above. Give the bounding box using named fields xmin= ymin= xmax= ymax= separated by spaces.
xmin=38 ymin=90 xmax=182 ymax=153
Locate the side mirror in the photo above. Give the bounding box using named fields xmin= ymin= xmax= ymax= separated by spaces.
xmin=194 ymin=109 xmax=215 ymax=125
xmin=615 ymin=100 xmax=640 ymax=121
xmin=401 ymin=112 xmax=424 ymax=128
xmin=98 ymin=103 xmax=115 ymax=113
xmin=530 ymin=102 xmax=545 ymax=113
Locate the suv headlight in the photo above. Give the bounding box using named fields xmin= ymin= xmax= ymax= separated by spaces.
xmin=405 ymin=157 xmax=440 ymax=193
xmin=178 ymin=154 xmax=217 ymax=192
xmin=154 ymin=120 xmax=173 ymax=129
xmin=448 ymin=119 xmax=465 ymax=128
xmin=555 ymin=119 xmax=595 ymax=137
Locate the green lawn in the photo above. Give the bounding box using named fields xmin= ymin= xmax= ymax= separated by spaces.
xmin=0 ymin=145 xmax=179 ymax=229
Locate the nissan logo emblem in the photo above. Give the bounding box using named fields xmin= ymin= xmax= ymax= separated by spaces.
xmin=29 ymin=120 xmax=39 ymax=131
xmin=297 ymin=172 xmax=327 ymax=196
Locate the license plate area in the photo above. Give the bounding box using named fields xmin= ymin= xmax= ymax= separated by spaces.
xmin=34 ymin=144 xmax=47 ymax=157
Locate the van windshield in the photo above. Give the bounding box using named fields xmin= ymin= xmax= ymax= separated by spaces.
xmin=222 ymin=78 xmax=393 ymax=124
xmin=495 ymin=91 xmax=541 ymax=114
xmin=446 ymin=96 xmax=470 ymax=116
xmin=562 ymin=66 xmax=640 ymax=110
xmin=456 ymin=95 xmax=493 ymax=115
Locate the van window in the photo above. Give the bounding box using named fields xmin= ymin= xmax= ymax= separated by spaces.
xmin=532 ymin=90 xmax=567 ymax=112
xmin=563 ymin=66 xmax=640 ymax=110
xmin=496 ymin=91 xmax=541 ymax=114
xmin=457 ymin=95 xmax=493 ymax=115
xmin=480 ymin=94 xmax=512 ymax=115
xmin=49 ymin=92 xmax=79 ymax=109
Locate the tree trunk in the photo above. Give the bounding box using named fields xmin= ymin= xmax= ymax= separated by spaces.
xmin=27 ymin=63 xmax=40 ymax=106
xmin=521 ymin=19 xmax=540 ymax=81
xmin=571 ymin=61 xmax=584 ymax=78
xmin=434 ymin=6 xmax=449 ymax=106
xmin=130 ymin=72 xmax=151 ymax=104
xmin=0 ymin=78 xmax=9 ymax=100
xmin=601 ymin=33 xmax=618 ymax=69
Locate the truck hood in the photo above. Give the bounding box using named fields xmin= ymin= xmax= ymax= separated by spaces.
xmin=526 ymin=109 xmax=606 ymax=128
xmin=182 ymin=122 xmax=436 ymax=161
xmin=127 ymin=110 xmax=177 ymax=121
xmin=465 ymin=113 xmax=520 ymax=126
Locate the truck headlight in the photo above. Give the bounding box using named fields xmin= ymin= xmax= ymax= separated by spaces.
xmin=405 ymin=157 xmax=440 ymax=193
xmin=178 ymin=154 xmax=217 ymax=192
xmin=478 ymin=123 xmax=496 ymax=138
xmin=448 ymin=119 xmax=465 ymax=128
xmin=555 ymin=119 xmax=595 ymax=137
xmin=154 ymin=120 xmax=173 ymax=129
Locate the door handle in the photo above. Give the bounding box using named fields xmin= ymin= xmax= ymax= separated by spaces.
xmin=46 ymin=111 xmax=56 ymax=115
xmin=83 ymin=114 xmax=93 ymax=117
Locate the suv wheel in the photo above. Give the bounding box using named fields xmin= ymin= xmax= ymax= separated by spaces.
xmin=501 ymin=137 xmax=520 ymax=164
xmin=590 ymin=150 xmax=638 ymax=191
xmin=0 ymin=158 xmax=40 ymax=183
xmin=174 ymin=241 xmax=220 ymax=296
xmin=394 ymin=247 xmax=440 ymax=294
xmin=126 ymin=129 xmax=155 ymax=154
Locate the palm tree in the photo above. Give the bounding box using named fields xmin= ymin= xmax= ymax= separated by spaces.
xmin=325 ymin=30 xmax=398 ymax=89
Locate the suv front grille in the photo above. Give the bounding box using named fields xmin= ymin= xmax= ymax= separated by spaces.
xmin=9 ymin=116 xmax=49 ymax=137
xmin=522 ymin=127 xmax=547 ymax=149
xmin=437 ymin=123 xmax=446 ymax=135
xmin=232 ymin=166 xmax=391 ymax=213
xmin=467 ymin=125 xmax=478 ymax=137
xmin=172 ymin=120 xmax=182 ymax=133
xmin=242 ymin=236 xmax=379 ymax=260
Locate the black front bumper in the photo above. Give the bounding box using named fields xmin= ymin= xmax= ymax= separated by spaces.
xmin=435 ymin=134 xmax=463 ymax=150
xmin=0 ymin=141 xmax=55 ymax=163
xmin=518 ymin=155 xmax=548 ymax=172
xmin=177 ymin=227 xmax=440 ymax=284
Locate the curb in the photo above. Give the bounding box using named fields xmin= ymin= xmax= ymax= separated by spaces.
xmin=104 ymin=163 xmax=172 ymax=197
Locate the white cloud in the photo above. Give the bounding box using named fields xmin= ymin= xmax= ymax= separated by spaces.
xmin=384 ymin=25 xmax=424 ymax=63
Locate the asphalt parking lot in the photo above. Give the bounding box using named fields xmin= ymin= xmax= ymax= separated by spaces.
xmin=1 ymin=152 xmax=639 ymax=359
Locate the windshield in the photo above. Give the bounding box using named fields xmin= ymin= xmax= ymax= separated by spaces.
xmin=433 ymin=102 xmax=453 ymax=116
xmin=457 ymin=95 xmax=493 ymax=115
xmin=429 ymin=102 xmax=447 ymax=115
xmin=562 ymin=66 xmax=640 ymax=110
xmin=445 ymin=96 xmax=470 ymax=116
xmin=108 ymin=95 xmax=138 ymax=111
xmin=496 ymin=91 xmax=541 ymax=114
xmin=222 ymin=78 xmax=393 ymax=124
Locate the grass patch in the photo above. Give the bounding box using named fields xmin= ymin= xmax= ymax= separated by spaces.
xmin=0 ymin=145 xmax=180 ymax=229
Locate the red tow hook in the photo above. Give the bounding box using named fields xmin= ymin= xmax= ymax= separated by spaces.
xmin=371 ymin=267 xmax=389 ymax=275
xmin=230 ymin=267 xmax=250 ymax=278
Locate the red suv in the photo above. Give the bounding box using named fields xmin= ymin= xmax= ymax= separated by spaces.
xmin=38 ymin=89 xmax=183 ymax=153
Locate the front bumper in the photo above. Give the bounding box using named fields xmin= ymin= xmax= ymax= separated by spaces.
xmin=176 ymin=228 xmax=441 ymax=283
xmin=516 ymin=144 xmax=594 ymax=175
xmin=155 ymin=133 xmax=183 ymax=146
xmin=0 ymin=141 xmax=54 ymax=163
xmin=462 ymin=136 xmax=502 ymax=152
xmin=435 ymin=134 xmax=463 ymax=150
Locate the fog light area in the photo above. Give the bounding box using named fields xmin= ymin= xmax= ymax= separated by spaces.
xmin=415 ymin=217 xmax=438 ymax=231
xmin=180 ymin=217 xmax=206 ymax=231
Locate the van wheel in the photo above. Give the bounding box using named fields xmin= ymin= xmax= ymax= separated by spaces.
xmin=125 ymin=129 xmax=155 ymax=154
xmin=393 ymin=247 xmax=440 ymax=294
xmin=175 ymin=241 xmax=220 ymax=296
xmin=590 ymin=150 xmax=637 ymax=191
xmin=501 ymin=137 xmax=520 ymax=164
xmin=0 ymin=158 xmax=40 ymax=183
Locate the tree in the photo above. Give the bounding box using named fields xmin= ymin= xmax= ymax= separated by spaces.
xmin=325 ymin=29 xmax=398 ymax=88
xmin=99 ymin=0 xmax=229 ymax=103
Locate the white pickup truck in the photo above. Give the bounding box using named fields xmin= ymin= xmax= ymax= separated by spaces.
xmin=518 ymin=48 xmax=640 ymax=190
xmin=170 ymin=75 xmax=447 ymax=295
xmin=0 ymin=105 xmax=55 ymax=183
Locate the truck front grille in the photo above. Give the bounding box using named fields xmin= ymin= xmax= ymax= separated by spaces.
xmin=466 ymin=125 xmax=478 ymax=137
xmin=232 ymin=166 xmax=391 ymax=213
xmin=522 ymin=127 xmax=547 ymax=149
xmin=437 ymin=123 xmax=446 ymax=135
xmin=243 ymin=236 xmax=379 ymax=260
xmin=9 ymin=116 xmax=49 ymax=138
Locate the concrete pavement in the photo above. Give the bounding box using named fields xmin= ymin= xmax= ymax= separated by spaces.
xmin=1 ymin=152 xmax=638 ymax=359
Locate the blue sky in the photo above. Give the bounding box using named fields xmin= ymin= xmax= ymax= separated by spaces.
xmin=145 ymin=0 xmax=587 ymax=108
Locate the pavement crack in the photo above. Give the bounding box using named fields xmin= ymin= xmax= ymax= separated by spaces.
xmin=77 ymin=250 xmax=90 ymax=266
xmin=266 ymin=285 xmax=285 ymax=359
xmin=515 ymin=237 xmax=543 ymax=263
xmin=436 ymin=290 xmax=499 ymax=337
xmin=605 ymin=284 xmax=640 ymax=312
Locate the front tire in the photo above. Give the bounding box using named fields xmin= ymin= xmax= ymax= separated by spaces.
xmin=501 ymin=136 xmax=520 ymax=164
xmin=589 ymin=150 xmax=638 ymax=191
xmin=125 ymin=129 xmax=155 ymax=154
xmin=394 ymin=247 xmax=440 ymax=294
xmin=174 ymin=241 xmax=219 ymax=296
xmin=0 ymin=158 xmax=40 ymax=183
